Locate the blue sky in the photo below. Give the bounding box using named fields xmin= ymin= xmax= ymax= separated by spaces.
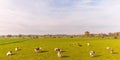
xmin=0 ymin=0 xmax=120 ymax=35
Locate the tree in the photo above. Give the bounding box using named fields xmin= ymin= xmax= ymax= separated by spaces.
xmin=6 ymin=34 xmax=12 ymax=37
xmin=84 ymin=31 xmax=90 ymax=37
xmin=18 ymin=34 xmax=23 ymax=37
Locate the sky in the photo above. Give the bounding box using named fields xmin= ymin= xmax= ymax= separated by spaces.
xmin=0 ymin=0 xmax=120 ymax=35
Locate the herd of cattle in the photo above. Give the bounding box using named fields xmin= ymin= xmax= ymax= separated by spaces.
xmin=6 ymin=43 xmax=115 ymax=58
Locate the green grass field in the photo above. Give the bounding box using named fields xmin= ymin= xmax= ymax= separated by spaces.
xmin=0 ymin=37 xmax=120 ymax=60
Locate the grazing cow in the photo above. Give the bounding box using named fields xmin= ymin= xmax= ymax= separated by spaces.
xmin=54 ymin=48 xmax=61 ymax=52
xmin=110 ymin=48 xmax=114 ymax=54
xmin=6 ymin=51 xmax=13 ymax=56
xmin=57 ymin=51 xmax=62 ymax=57
xmin=54 ymin=48 xmax=64 ymax=52
xmin=54 ymin=48 xmax=63 ymax=57
xmin=90 ymin=51 xmax=95 ymax=57
xmin=106 ymin=47 xmax=114 ymax=54
xmin=34 ymin=47 xmax=42 ymax=53
xmin=15 ymin=47 xmax=19 ymax=51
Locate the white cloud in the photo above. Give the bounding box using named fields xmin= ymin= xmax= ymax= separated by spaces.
xmin=0 ymin=0 xmax=120 ymax=34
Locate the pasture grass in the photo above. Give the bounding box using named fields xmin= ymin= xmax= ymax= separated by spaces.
xmin=0 ymin=37 xmax=120 ymax=60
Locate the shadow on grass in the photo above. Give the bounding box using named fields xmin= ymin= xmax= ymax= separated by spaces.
xmin=40 ymin=50 xmax=49 ymax=53
xmin=62 ymin=56 xmax=70 ymax=58
xmin=94 ymin=55 xmax=101 ymax=57
xmin=113 ymin=52 xmax=119 ymax=54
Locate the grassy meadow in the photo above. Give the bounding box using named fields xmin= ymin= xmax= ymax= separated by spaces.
xmin=0 ymin=37 xmax=120 ymax=60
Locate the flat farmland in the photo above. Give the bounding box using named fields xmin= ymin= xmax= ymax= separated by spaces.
xmin=0 ymin=37 xmax=119 ymax=60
